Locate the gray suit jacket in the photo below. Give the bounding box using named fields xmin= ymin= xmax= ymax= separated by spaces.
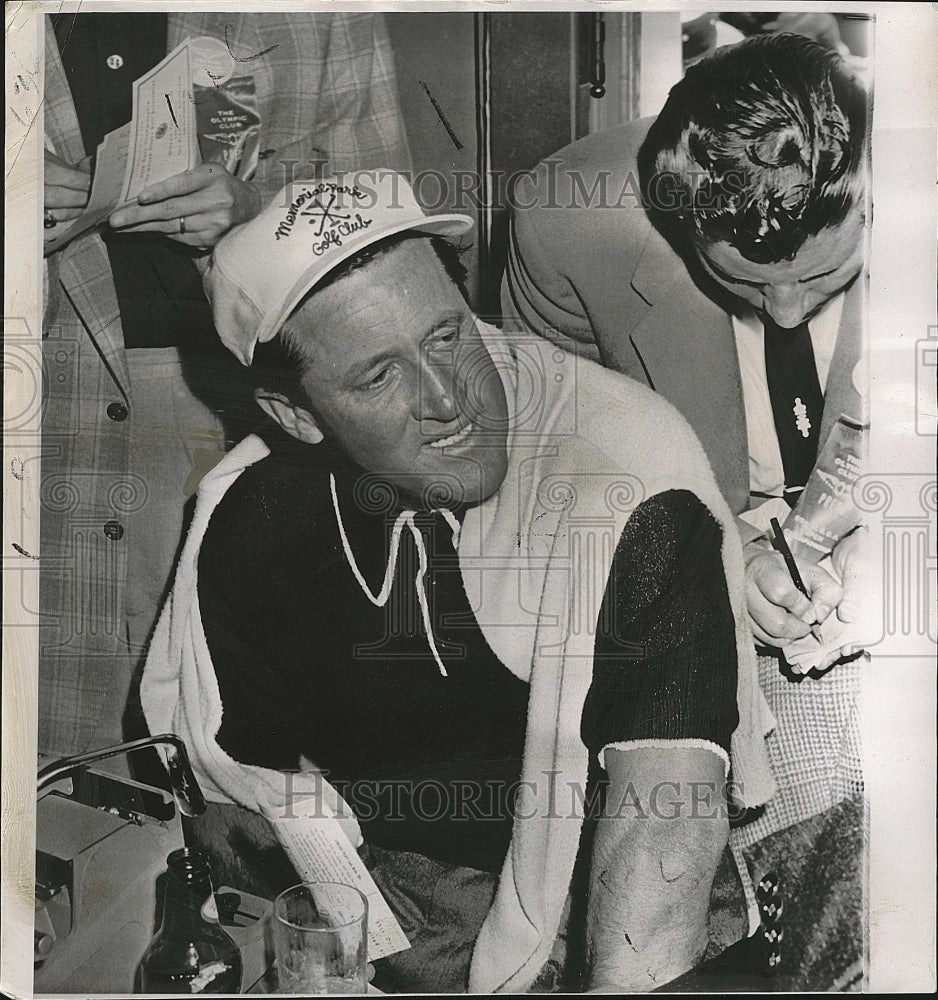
xmin=501 ymin=119 xmax=865 ymax=516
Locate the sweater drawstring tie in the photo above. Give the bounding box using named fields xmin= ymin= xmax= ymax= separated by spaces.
xmin=330 ymin=473 xmax=452 ymax=678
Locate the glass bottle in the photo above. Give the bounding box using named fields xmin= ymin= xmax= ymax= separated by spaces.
xmin=138 ymin=847 xmax=243 ymax=994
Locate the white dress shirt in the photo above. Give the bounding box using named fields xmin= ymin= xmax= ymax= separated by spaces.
xmin=732 ymin=292 xmax=844 ymax=501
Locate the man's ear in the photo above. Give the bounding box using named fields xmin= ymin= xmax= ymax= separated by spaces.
xmin=253 ymin=388 xmax=324 ymax=445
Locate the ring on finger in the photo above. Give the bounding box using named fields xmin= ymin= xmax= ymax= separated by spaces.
xmin=44 ymin=210 xmax=58 ymax=229
xmin=178 ymin=216 xmax=187 ymax=235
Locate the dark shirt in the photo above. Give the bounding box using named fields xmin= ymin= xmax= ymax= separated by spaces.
xmin=198 ymin=432 xmax=738 ymax=873
xmin=52 ymin=12 xmax=223 ymax=353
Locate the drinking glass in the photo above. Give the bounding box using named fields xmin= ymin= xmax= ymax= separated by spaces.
xmin=272 ymin=882 xmax=368 ymax=995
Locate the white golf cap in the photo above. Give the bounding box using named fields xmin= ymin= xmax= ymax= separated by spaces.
xmin=205 ymin=170 xmax=473 ymax=365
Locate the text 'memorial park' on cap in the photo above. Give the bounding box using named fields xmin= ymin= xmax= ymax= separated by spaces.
xmin=205 ymin=170 xmax=474 ymax=365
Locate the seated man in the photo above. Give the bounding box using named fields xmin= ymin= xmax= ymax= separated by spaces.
xmin=142 ymin=173 xmax=774 ymax=993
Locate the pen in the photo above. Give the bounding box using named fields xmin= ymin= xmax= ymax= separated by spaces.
xmin=769 ymin=517 xmax=823 ymax=644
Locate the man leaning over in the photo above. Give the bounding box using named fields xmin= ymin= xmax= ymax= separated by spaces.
xmin=502 ymin=33 xmax=871 ymax=988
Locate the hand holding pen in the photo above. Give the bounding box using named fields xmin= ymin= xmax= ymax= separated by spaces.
xmin=742 ymin=519 xmax=842 ymax=649
xmin=769 ymin=518 xmax=823 ymax=644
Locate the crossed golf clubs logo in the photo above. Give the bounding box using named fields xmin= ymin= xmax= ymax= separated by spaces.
xmin=299 ymin=190 xmax=351 ymax=237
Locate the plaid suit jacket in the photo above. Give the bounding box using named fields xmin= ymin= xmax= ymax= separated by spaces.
xmin=40 ymin=12 xmax=412 ymax=754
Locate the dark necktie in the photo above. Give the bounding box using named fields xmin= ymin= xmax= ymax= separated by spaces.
xmin=763 ymin=316 xmax=824 ymax=505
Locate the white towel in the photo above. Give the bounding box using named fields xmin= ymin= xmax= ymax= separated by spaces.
xmin=140 ymin=434 xmax=363 ymax=847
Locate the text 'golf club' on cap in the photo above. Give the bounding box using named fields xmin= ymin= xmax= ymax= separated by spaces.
xmin=204 ymin=170 xmax=474 ymax=365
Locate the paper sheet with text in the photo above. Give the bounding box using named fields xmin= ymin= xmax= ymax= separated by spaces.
xmin=44 ymin=38 xmax=199 ymax=254
xmin=264 ymin=797 xmax=411 ymax=961
xmin=121 ymin=37 xmax=197 ymax=203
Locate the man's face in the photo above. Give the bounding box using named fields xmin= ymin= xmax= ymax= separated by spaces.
xmin=288 ymin=239 xmax=510 ymax=507
xmin=696 ymin=206 xmax=865 ymax=329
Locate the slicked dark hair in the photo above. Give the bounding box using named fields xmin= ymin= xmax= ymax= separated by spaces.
xmin=251 ymin=232 xmax=470 ymax=407
xmin=639 ymin=33 xmax=869 ymax=265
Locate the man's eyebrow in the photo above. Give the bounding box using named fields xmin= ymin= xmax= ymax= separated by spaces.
xmin=421 ymin=310 xmax=465 ymax=339
xmin=702 ymin=254 xmax=763 ymax=288
xmin=344 ymin=349 xmax=398 ymax=385
xmin=704 ymin=255 xmax=844 ymax=287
